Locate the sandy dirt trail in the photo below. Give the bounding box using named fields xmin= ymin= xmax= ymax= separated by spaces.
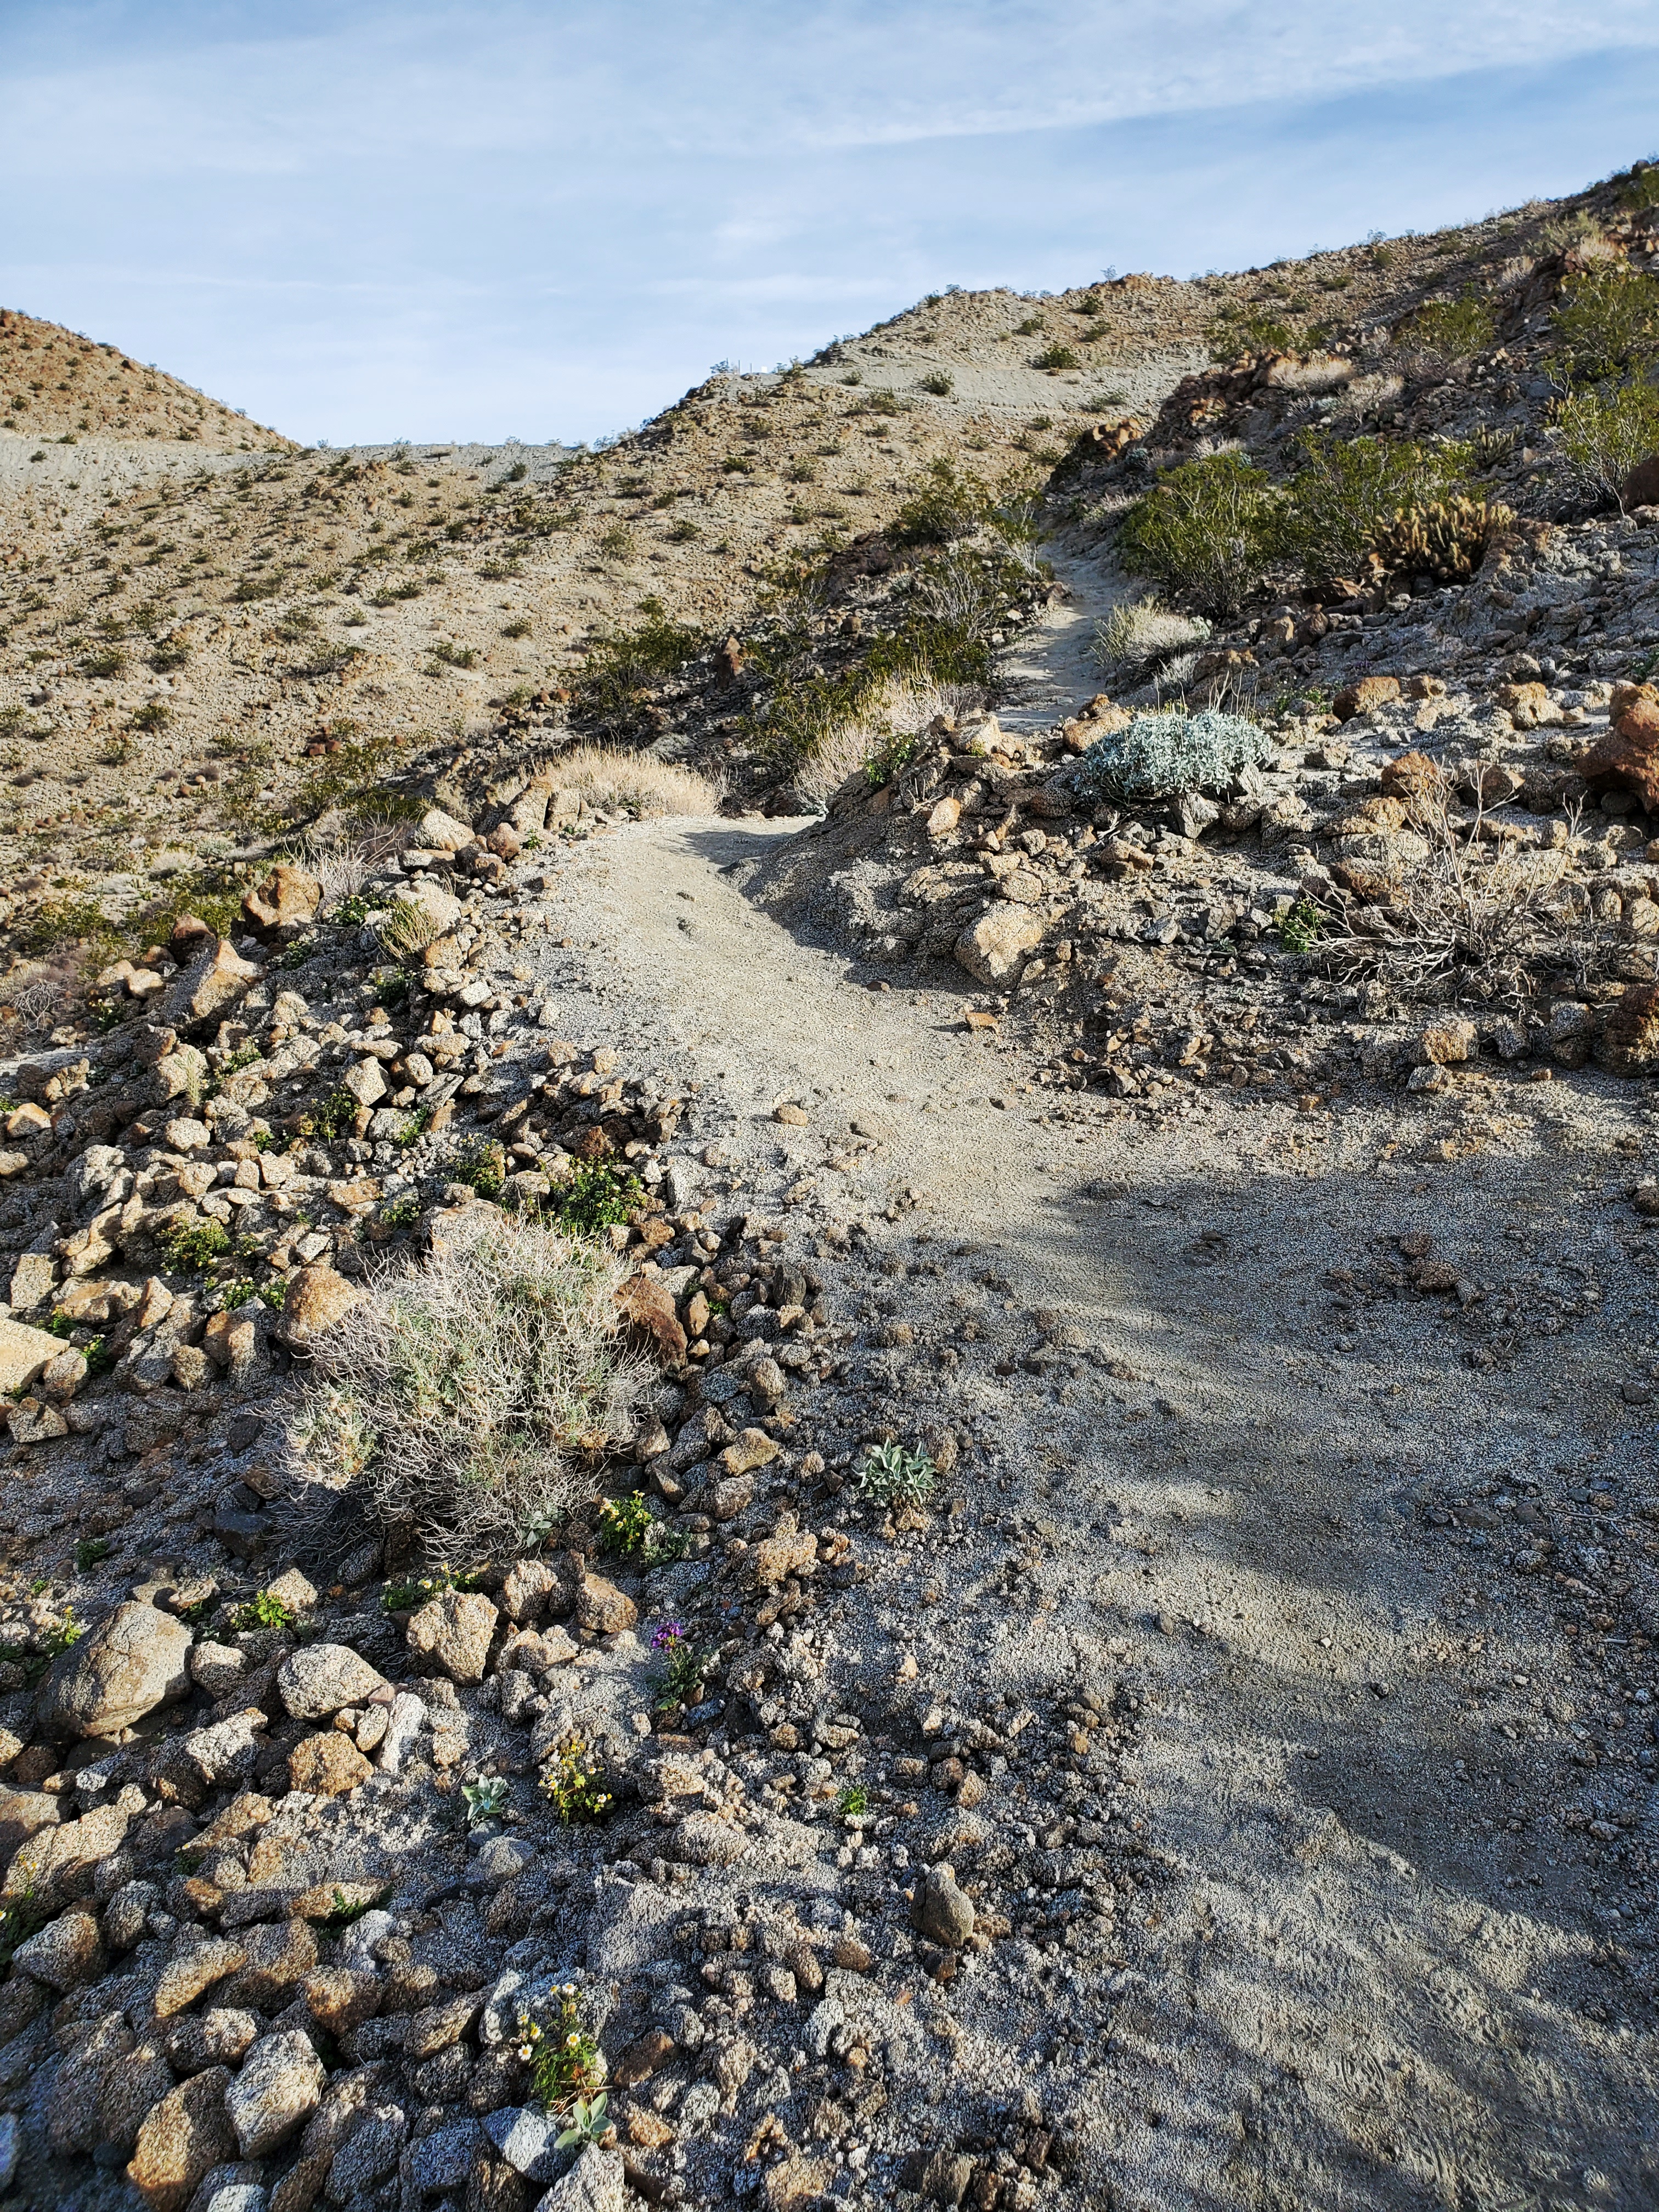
xmin=536 ymin=815 xmax=1657 ymax=2210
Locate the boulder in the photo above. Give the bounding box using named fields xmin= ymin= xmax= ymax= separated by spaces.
xmin=37 ymin=1601 xmax=193 ymax=1740
xmin=276 ymin=1643 xmax=390 ymax=1722
xmin=953 ymin=907 xmax=1043 ymax=988
xmin=224 ymin=2029 xmax=325 ymax=2157
xmin=242 ymin=865 xmax=323 ymax=939
xmin=127 ymin=2068 xmax=238 ymax=2212
xmin=911 ymin=1861 xmax=975 ymax=1947
xmin=538 ymin=2145 xmax=625 ymax=2212
xmin=1598 ymin=983 xmax=1659 ymax=1076
xmin=276 ymin=1264 xmax=366 ymax=1352
xmin=289 ymin=1732 xmax=372 ymax=1796
xmin=2 ymin=1800 xmax=129 ymax=1908
xmin=12 ymin=1905 xmax=104 ymax=1989
xmin=572 ymin=1571 xmax=636 ymax=1635
xmin=165 ymin=939 xmax=259 ymax=1030
xmin=1333 ymin=675 xmax=1401 ymax=720
xmin=1621 ymin=453 xmax=1659 ymax=510
xmin=418 ymin=806 xmax=475 ymax=851
xmin=405 ymin=1588 xmax=498 ymax=1683
xmin=1578 ymin=705 xmax=1659 ymax=812
xmin=0 ymin=1317 xmax=62 ymax=1397
xmin=615 ymin=1272 xmax=687 ymax=1367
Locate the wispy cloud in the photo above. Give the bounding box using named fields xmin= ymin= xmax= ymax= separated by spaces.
xmin=3 ymin=4 xmax=1657 ymax=442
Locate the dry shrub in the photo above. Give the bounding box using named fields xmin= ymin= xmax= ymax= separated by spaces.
xmin=299 ymin=817 xmax=415 ymax=909
xmin=1091 ymin=596 xmax=1212 ymax=677
xmin=283 ymin=1207 xmax=647 ymax=1563
xmin=1314 ymin=771 xmax=1604 ymax=1006
xmin=1263 ymin=357 xmax=1355 ymax=395
xmin=553 ymin=744 xmax=720 ymax=819
xmin=793 ymin=673 xmax=986 ymax=809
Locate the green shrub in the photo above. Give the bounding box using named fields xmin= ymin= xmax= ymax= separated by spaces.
xmin=543 ymin=1159 xmax=643 ymax=1237
xmin=82 ymin=646 xmax=127 ymax=679
xmin=1033 ymin=345 xmax=1080 ymax=371
xmin=1207 ymin=307 xmax=1295 ymax=364
xmin=573 ymin=611 xmax=702 ymax=733
xmin=1552 ymin=264 xmax=1659 ymax=382
xmin=1551 ymin=378 xmax=1659 ymax=509
xmin=518 ymin=1984 xmax=603 ymax=2103
xmin=1404 ymin=291 xmax=1496 ymax=361
xmin=449 ymin=1137 xmax=507 ymax=1199
xmin=890 ymin=457 xmax=994 ymax=546
xmin=1118 ymin=452 xmax=1285 ymax=617
xmin=1283 ymin=433 xmax=1468 ymax=587
xmin=918 ymin=370 xmax=954 ymax=396
xmin=160 ymin=1220 xmax=231 ymax=1273
xmin=596 ymin=521 xmax=636 ymax=562
xmin=230 ymin=1589 xmax=296 ymax=1632
xmin=1068 ymin=707 xmax=1273 ymax=803
xmin=595 ymin=1493 xmax=654 ymax=1555
xmin=1368 ymin=496 xmax=1514 ymax=582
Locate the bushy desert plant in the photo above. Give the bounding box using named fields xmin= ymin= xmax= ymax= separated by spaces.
xmin=1206 ymin=307 xmax=1295 ymax=363
xmin=283 ymin=1208 xmax=646 ymax=1561
xmin=1550 ymin=379 xmax=1659 ymax=509
xmin=918 ymin=370 xmax=955 ymax=397
xmin=1552 ymin=264 xmax=1659 ymax=383
xmin=1118 ymin=452 xmax=1285 ymax=617
xmin=1069 ymin=707 xmax=1273 ymax=803
xmin=1283 ymin=433 xmax=1468 ymax=587
xmin=546 ymin=743 xmax=718 ymax=819
xmin=1403 ymin=291 xmax=1497 ymax=362
xmin=1091 ymin=597 xmax=1211 ymax=676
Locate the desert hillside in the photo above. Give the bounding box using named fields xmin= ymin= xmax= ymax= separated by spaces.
xmin=0 ymin=160 xmax=1655 ymax=2212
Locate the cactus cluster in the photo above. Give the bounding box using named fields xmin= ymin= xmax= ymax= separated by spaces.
xmin=1368 ymin=496 xmax=1514 ymax=583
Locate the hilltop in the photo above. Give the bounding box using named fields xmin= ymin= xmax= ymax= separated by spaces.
xmin=0 ymin=306 xmax=289 ymax=451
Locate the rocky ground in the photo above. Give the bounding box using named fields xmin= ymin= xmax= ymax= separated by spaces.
xmin=0 ymin=166 xmax=1658 ymax=2212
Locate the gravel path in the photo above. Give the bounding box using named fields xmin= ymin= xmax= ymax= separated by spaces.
xmin=531 ymin=813 xmax=1659 ymax=2209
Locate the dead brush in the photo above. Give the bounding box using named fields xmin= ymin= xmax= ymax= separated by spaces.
xmin=1311 ymin=768 xmax=1612 ymax=1008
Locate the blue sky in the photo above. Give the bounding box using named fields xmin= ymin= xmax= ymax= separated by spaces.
xmin=5 ymin=2 xmax=1659 ymax=446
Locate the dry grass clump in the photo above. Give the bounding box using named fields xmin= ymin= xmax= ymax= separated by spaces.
xmin=793 ymin=674 xmax=987 ymax=808
xmin=300 ymin=818 xmax=415 ymax=908
xmin=284 ymin=1207 xmax=646 ymax=1562
xmin=554 ymin=744 xmax=720 ymax=819
xmin=1091 ymin=597 xmax=1212 ymax=678
xmin=1263 ymin=356 xmax=1354 ymax=396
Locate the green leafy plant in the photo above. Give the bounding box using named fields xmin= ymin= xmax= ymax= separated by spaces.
xmin=449 ymin=1137 xmax=507 ymax=1200
xmin=1404 ymin=291 xmax=1496 ymax=362
xmin=540 ymin=1738 xmax=614 ymax=1823
xmin=1207 ymin=306 xmax=1295 ymax=363
xmin=595 ymin=1494 xmax=655 ymax=1556
xmin=82 ymin=646 xmax=128 ymax=679
xmin=855 ymin=1441 xmax=937 ymax=1508
xmin=292 ymin=1089 xmax=358 ymax=1142
xmin=500 ymin=617 xmax=532 ymax=639
xmin=73 ymin=1537 xmax=111 ymax=1574
xmin=1551 ymin=379 xmax=1659 ymax=510
xmin=1284 ymin=432 xmax=1470 ymax=589
xmin=1118 ymin=451 xmax=1285 ymax=618
xmin=837 ymin=1784 xmax=869 ymax=1816
xmin=650 ymin=1621 xmax=710 ymax=1711
xmin=596 ymin=521 xmax=636 ymax=562
xmin=379 ymin=1193 xmax=419 ymax=1231
xmin=518 ymin=1984 xmax=603 ymax=2109
xmin=380 ymin=1566 xmax=475 ymax=1613
xmin=1033 ymin=343 xmax=1081 ymax=371
xmin=1552 ymin=264 xmax=1659 ymax=383
xmin=41 ymin=1607 xmax=83 ymax=1660
xmin=918 ymin=370 xmax=955 ymax=397
xmin=319 ymin=1883 xmax=393 ymax=1929
xmin=230 ymin=1589 xmax=296 ymax=1632
xmin=543 ymin=1159 xmax=642 ymax=1236
xmin=556 ymin=2094 xmax=610 ymax=2151
xmin=461 ymin=1776 xmax=511 ymax=1827
xmin=160 ymin=1220 xmax=232 ymax=1273
xmin=1277 ymin=897 xmax=1324 ymax=953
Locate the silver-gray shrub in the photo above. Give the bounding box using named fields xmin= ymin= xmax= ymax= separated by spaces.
xmin=284 ymin=1208 xmax=646 ymax=1562
xmin=1069 ymin=707 xmax=1274 ymax=803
